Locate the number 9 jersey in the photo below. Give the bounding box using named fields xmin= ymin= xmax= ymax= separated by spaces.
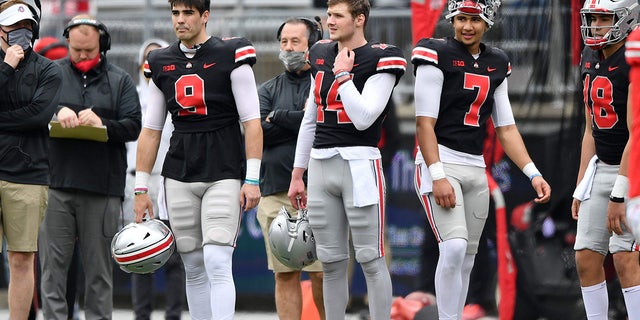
xmin=145 ymin=37 xmax=257 ymax=182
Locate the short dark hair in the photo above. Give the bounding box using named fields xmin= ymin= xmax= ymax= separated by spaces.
xmin=168 ymin=0 xmax=210 ymax=15
xmin=327 ymin=0 xmax=370 ymax=28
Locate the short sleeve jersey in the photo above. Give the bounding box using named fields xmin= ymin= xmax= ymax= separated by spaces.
xmin=146 ymin=37 xmax=257 ymax=182
xmin=581 ymin=45 xmax=629 ymax=165
xmin=412 ymin=37 xmax=510 ymax=155
xmin=309 ymin=41 xmax=406 ymax=148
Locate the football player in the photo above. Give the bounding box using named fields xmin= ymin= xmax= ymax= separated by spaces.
xmin=571 ymin=0 xmax=640 ymax=319
xmin=572 ymin=0 xmax=640 ymax=319
xmin=626 ymin=23 xmax=640 ymax=243
xmin=133 ymin=0 xmax=262 ymax=318
xmin=287 ymin=0 xmax=406 ymax=319
xmin=412 ymin=0 xmax=551 ymax=319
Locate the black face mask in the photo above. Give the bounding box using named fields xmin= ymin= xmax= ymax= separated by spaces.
xmin=1 ymin=27 xmax=33 ymax=50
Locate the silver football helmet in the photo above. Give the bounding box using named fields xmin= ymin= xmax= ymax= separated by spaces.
xmin=446 ymin=0 xmax=502 ymax=27
xmin=268 ymin=205 xmax=317 ymax=270
xmin=111 ymin=219 xmax=176 ymax=274
xmin=580 ymin=0 xmax=640 ymax=49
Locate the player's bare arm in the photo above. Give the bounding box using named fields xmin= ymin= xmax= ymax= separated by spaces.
xmin=133 ymin=127 xmax=162 ymax=222
xmin=240 ymin=118 xmax=262 ymax=210
xmin=417 ymin=116 xmax=455 ymax=209
xmin=496 ymin=124 xmax=551 ymax=203
xmin=607 ymin=87 xmax=633 ymax=235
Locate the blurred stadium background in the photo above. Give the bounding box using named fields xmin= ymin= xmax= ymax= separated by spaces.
xmin=1 ymin=0 xmax=601 ymax=318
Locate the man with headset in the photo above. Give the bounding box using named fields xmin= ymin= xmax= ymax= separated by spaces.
xmin=257 ymin=16 xmax=325 ymax=320
xmin=38 ymin=14 xmax=141 ymax=320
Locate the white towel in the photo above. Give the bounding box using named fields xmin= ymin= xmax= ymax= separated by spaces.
xmin=349 ymin=159 xmax=379 ymax=207
xmin=418 ymin=162 xmax=434 ymax=194
xmin=573 ymin=155 xmax=598 ymax=201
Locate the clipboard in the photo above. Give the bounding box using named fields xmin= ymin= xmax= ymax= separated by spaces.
xmin=49 ymin=121 xmax=109 ymax=142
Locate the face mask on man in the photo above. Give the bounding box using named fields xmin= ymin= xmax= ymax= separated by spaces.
xmin=278 ymin=50 xmax=307 ymax=72
xmin=1 ymin=27 xmax=32 ymax=50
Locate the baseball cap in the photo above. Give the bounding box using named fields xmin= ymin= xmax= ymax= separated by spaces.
xmin=0 ymin=3 xmax=36 ymax=27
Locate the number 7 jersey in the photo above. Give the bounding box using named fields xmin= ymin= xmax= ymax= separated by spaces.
xmin=412 ymin=37 xmax=510 ymax=155
xmin=309 ymin=41 xmax=405 ymax=148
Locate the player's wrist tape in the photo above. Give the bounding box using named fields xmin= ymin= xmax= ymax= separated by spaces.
xmin=610 ymin=174 xmax=629 ymax=199
xmin=245 ymin=158 xmax=261 ymax=183
xmin=244 ymin=178 xmax=259 ymax=185
xmin=522 ymin=162 xmax=542 ymax=181
xmin=428 ymin=161 xmax=446 ymax=180
xmin=135 ymin=171 xmax=150 ymax=190
xmin=334 ymin=71 xmax=350 ymax=80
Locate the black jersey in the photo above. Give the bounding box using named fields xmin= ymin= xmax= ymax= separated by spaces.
xmin=309 ymin=41 xmax=405 ymax=148
xmin=412 ymin=37 xmax=510 ymax=155
xmin=580 ymin=45 xmax=629 ymax=165
xmin=147 ymin=37 xmax=257 ymax=182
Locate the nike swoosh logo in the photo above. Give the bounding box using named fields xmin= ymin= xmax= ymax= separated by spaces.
xmin=204 ymin=62 xmax=216 ymax=69
xmin=608 ymin=66 xmax=618 ymax=71
xmin=487 ymin=67 xmax=497 ymax=72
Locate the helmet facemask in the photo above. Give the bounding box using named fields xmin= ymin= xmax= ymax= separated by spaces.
xmin=580 ymin=0 xmax=640 ymax=49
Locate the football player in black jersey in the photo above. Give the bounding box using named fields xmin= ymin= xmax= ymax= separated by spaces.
xmin=133 ymin=0 xmax=262 ymax=319
xmin=571 ymin=1 xmax=640 ymax=319
xmin=287 ymin=0 xmax=405 ymax=319
xmin=412 ymin=1 xmax=550 ymax=319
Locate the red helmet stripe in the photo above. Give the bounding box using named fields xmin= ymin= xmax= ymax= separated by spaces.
xmin=114 ymin=233 xmax=174 ymax=264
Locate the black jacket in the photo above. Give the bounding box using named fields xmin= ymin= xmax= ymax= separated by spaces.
xmin=258 ymin=69 xmax=310 ymax=196
xmin=0 ymin=49 xmax=62 ymax=185
xmin=49 ymin=56 xmax=141 ymax=197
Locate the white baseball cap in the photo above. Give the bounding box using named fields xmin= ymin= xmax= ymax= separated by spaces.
xmin=0 ymin=3 xmax=36 ymax=27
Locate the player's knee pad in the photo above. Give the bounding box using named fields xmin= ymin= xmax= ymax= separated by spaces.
xmin=204 ymin=228 xmax=235 ymax=246
xmin=354 ymin=247 xmax=381 ymax=264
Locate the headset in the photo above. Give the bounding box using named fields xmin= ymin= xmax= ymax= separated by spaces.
xmin=276 ymin=16 xmax=323 ymax=48
xmin=63 ymin=18 xmax=111 ymax=53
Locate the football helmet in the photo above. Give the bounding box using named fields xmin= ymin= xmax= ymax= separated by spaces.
xmin=268 ymin=205 xmax=317 ymax=270
xmin=111 ymin=219 xmax=176 ymax=274
xmin=445 ymin=0 xmax=502 ymax=27
xmin=580 ymin=0 xmax=640 ymax=49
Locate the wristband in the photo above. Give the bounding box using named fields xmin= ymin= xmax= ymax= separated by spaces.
xmin=522 ymin=162 xmax=542 ymax=181
xmin=611 ymin=174 xmax=629 ymax=198
xmin=609 ymin=195 xmax=625 ymax=203
xmin=244 ymin=178 xmax=259 ymax=185
xmin=337 ymin=76 xmax=351 ymax=85
xmin=134 ymin=187 xmax=148 ymax=195
xmin=135 ymin=171 xmax=150 ymax=190
xmin=333 ymin=69 xmax=349 ymax=74
xmin=334 ymin=71 xmax=350 ymax=79
xmin=428 ymin=161 xmax=446 ymax=181
xmin=246 ymin=158 xmax=261 ymax=182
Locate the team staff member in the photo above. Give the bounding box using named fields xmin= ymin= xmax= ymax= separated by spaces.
xmin=258 ymin=17 xmax=325 ymax=320
xmin=412 ymin=1 xmax=551 ymax=319
xmin=39 ymin=14 xmax=141 ymax=320
xmin=288 ymin=0 xmax=406 ymax=319
xmin=133 ymin=0 xmax=262 ymax=319
xmin=0 ymin=1 xmax=62 ymax=319
xmin=572 ymin=1 xmax=640 ymax=319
